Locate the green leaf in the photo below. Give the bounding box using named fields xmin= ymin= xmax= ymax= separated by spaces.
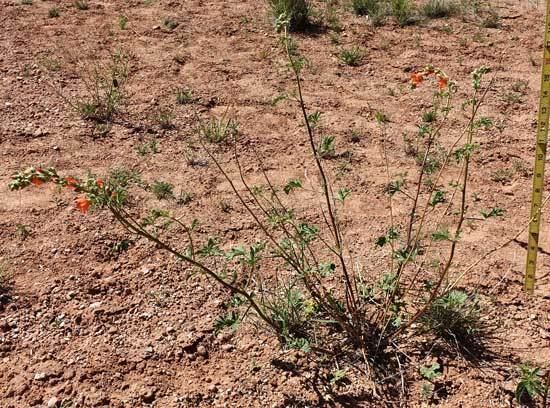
xmin=283 ymin=179 xmax=302 ymax=194
xmin=431 ymin=229 xmax=451 ymax=242
xmin=480 ymin=207 xmax=504 ymax=218
xmin=419 ymin=363 xmax=442 ymax=381
xmin=336 ymin=188 xmax=351 ymax=202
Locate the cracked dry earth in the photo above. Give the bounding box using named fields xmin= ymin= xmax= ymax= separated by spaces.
xmin=0 ymin=0 xmax=549 ymax=407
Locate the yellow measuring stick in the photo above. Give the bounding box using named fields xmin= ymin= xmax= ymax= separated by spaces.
xmin=525 ymin=0 xmax=550 ymax=293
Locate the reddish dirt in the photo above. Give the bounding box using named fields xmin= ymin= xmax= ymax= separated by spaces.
xmin=0 ymin=0 xmax=549 ymax=407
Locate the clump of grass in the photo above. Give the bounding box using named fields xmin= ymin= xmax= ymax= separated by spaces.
xmin=352 ymin=0 xmax=386 ymax=25
xmin=48 ymin=7 xmax=60 ymax=17
xmin=74 ymin=0 xmax=89 ymax=10
xmin=136 ymin=139 xmax=159 ymax=156
xmin=390 ymin=0 xmax=415 ymax=26
xmin=267 ymin=0 xmax=310 ymax=31
xmin=176 ymin=88 xmax=194 ymax=105
xmin=338 ymin=46 xmax=363 ymax=66
xmin=151 ymin=180 xmax=174 ymax=200
xmin=176 ymin=190 xmax=193 ymax=206
xmin=163 ymin=18 xmax=179 ymax=30
xmin=119 ymin=14 xmax=129 ymax=30
xmin=481 ymin=10 xmax=500 ymax=28
xmin=16 ymin=224 xmax=31 ymax=240
xmin=155 ymin=109 xmax=175 ymax=130
xmin=21 ymin=0 xmax=33 ymax=5
xmin=420 ymin=290 xmax=486 ymax=349
xmin=318 ymin=135 xmax=336 ymax=158
xmin=490 ymin=168 xmax=514 ymax=184
xmin=199 ymin=117 xmax=239 ymax=143
xmin=422 ymin=0 xmax=457 ymax=18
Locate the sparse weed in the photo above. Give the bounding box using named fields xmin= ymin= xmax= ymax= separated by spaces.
xmin=155 ymin=109 xmax=175 ymax=130
xmin=176 ymin=190 xmax=193 ymax=206
xmin=420 ymin=290 xmax=485 ymax=349
xmin=214 ymin=311 xmax=240 ymax=333
xmin=137 ymin=139 xmax=159 ymax=156
xmin=515 ymin=363 xmax=549 ymax=405
xmin=318 ymin=135 xmax=336 ymax=158
xmin=422 ymin=0 xmax=457 ymax=18
xmin=419 ymin=362 xmax=442 ymax=381
xmin=511 ymin=79 xmax=529 ymax=94
xmin=74 ymin=51 xmax=129 ymax=123
xmin=490 ymin=168 xmax=514 ymax=184
xmin=199 ymin=117 xmax=239 ymax=143
xmin=352 ymin=0 xmax=386 ymax=25
xmin=268 ymin=0 xmax=310 ymax=31
xmin=163 ymin=17 xmax=179 ymax=30
xmin=16 ymin=224 xmax=31 ymax=240
xmin=119 ymin=14 xmax=129 ymax=30
xmin=74 ymin=0 xmax=89 ymax=10
xmin=48 ymin=7 xmax=60 ymax=17
xmin=391 ymin=0 xmax=415 ymax=26
xmin=481 ymin=10 xmax=500 ymax=28
xmin=110 ymin=239 xmax=132 ymax=255
xmin=338 ymin=46 xmax=363 ymax=66
xmin=176 ymin=88 xmax=194 ymax=104
xmin=21 ymin=0 xmax=32 ymax=5
xmin=151 ymin=180 xmax=174 ymax=200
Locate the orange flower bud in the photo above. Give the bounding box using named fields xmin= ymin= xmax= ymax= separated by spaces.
xmin=66 ymin=176 xmax=78 ymax=191
xmin=410 ymin=72 xmax=424 ymax=87
xmin=438 ymin=76 xmax=448 ymax=90
xmin=75 ymin=197 xmax=91 ymax=214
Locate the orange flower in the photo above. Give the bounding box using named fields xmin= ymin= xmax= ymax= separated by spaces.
xmin=30 ymin=176 xmax=44 ymax=186
xmin=66 ymin=176 xmax=78 ymax=191
xmin=438 ymin=76 xmax=448 ymax=90
xmin=410 ymin=72 xmax=424 ymax=87
xmin=75 ymin=197 xmax=91 ymax=214
xmin=96 ymin=179 xmax=104 ymax=188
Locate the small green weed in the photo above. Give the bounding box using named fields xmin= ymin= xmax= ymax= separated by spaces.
xmin=151 ymin=180 xmax=174 ymax=200
xmin=318 ymin=135 xmax=336 ymax=158
xmin=163 ymin=18 xmax=179 ymax=30
xmin=481 ymin=10 xmax=500 ymax=28
xmin=48 ymin=7 xmax=60 ymax=17
xmin=176 ymin=190 xmax=193 ymax=206
xmin=199 ymin=117 xmax=239 ymax=143
xmin=420 ymin=290 xmax=485 ymax=349
xmin=267 ymin=0 xmax=310 ymax=31
xmin=422 ymin=0 xmax=457 ymax=18
xmin=119 ymin=14 xmax=129 ymax=30
xmin=155 ymin=109 xmax=175 ymax=130
xmin=176 ymin=88 xmax=194 ymax=104
xmin=74 ymin=0 xmax=89 ymax=10
xmin=515 ymin=363 xmax=549 ymax=405
xmin=419 ymin=362 xmax=442 ymax=380
xmin=136 ymin=139 xmax=159 ymax=156
xmin=75 ymin=51 xmax=129 ymax=123
xmin=490 ymin=168 xmax=514 ymax=184
xmin=16 ymin=224 xmax=32 ymax=240
xmin=339 ymin=46 xmax=363 ymax=66
xmin=352 ymin=0 xmax=386 ymax=25
xmin=214 ymin=311 xmax=240 ymax=333
xmin=391 ymin=0 xmax=415 ymax=26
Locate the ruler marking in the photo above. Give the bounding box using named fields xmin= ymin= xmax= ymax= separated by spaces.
xmin=525 ymin=0 xmax=550 ymax=293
